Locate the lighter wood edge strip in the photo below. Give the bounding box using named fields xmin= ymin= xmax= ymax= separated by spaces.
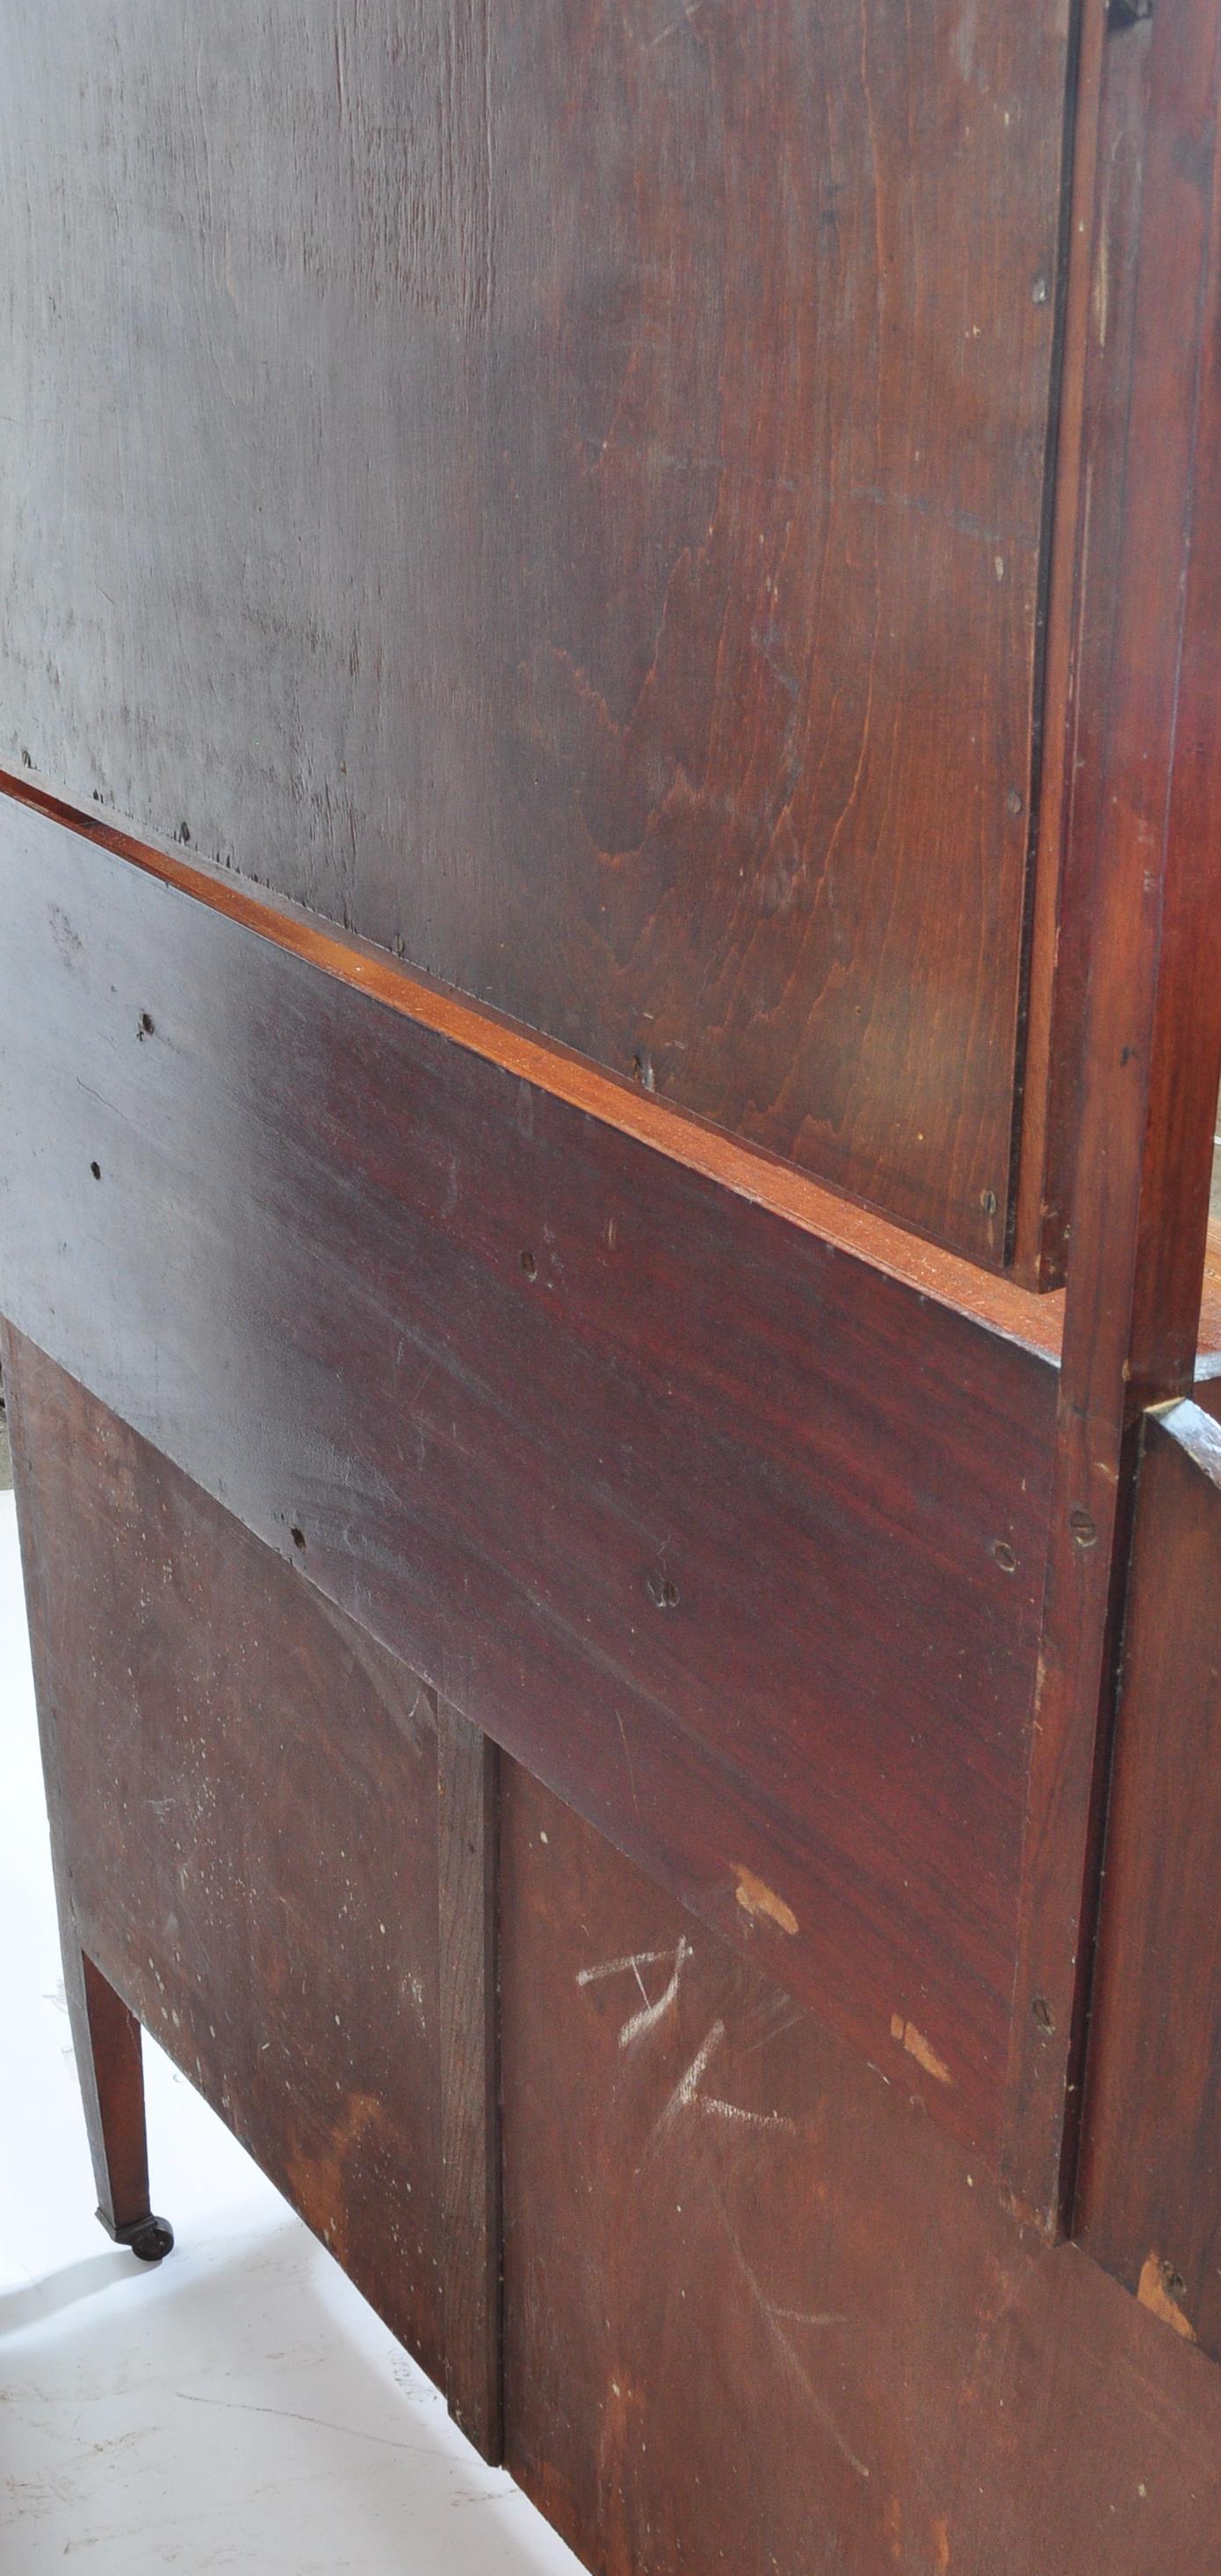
xmin=0 ymin=766 xmax=1063 ymax=1361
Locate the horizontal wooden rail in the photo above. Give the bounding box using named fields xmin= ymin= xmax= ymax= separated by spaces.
xmin=0 ymin=763 xmax=1062 ymax=1360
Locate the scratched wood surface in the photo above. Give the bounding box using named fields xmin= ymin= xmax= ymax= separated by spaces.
xmin=12 ymin=1331 xmax=1221 ymax=2576
xmin=1076 ymin=1382 xmax=1221 ymax=2363
xmin=1001 ymin=0 xmax=1221 ymax=2225
xmin=500 ymin=1760 xmax=1221 ymax=2576
xmin=0 ymin=790 xmax=1060 ymax=2158
xmin=0 ymin=0 xmax=1076 ymax=1260
xmin=4 ymin=1330 xmax=447 ymax=2385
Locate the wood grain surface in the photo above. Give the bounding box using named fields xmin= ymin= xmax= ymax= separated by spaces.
xmin=4 ymin=1329 xmax=447 ymax=2383
xmin=1002 ymin=0 xmax=1221 ymax=2225
xmin=437 ymin=1703 xmax=503 ymax=2463
xmin=0 ymin=0 xmax=1078 ymax=1259
xmin=0 ymin=789 xmax=1059 ymax=2158
xmin=14 ymin=1327 xmax=1221 ymax=2575
xmin=1076 ymin=1384 xmax=1221 ymax=2363
xmin=500 ymin=1759 xmax=1221 ymax=2576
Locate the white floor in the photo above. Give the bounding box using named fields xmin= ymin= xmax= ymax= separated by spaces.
xmin=0 ymin=1488 xmax=583 ymax=2573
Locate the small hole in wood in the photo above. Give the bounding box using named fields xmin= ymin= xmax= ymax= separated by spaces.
xmin=1030 ymin=1995 xmax=1055 ymax=2036
xmin=979 ymin=1188 xmax=998 ymax=1216
xmin=138 ymin=1011 xmax=155 ymax=1039
xmin=90 ymin=1160 xmax=101 ymax=1180
xmin=178 ymin=821 xmax=191 ymax=845
xmin=520 ymin=1248 xmax=538 ymax=1280
xmin=632 ymin=1051 xmax=655 ymax=1093
xmin=1069 ymin=1507 xmax=1098 ymax=1548
xmin=647 ymin=1570 xmax=680 ymax=1611
xmin=992 ymin=1540 xmax=1017 ymax=1574
xmin=291 ymin=1525 xmax=307 ymax=1552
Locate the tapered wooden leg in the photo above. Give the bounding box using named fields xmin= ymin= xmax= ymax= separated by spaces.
xmin=65 ymin=1944 xmax=174 ymax=2262
xmin=437 ymin=1701 xmax=502 ymax=2464
xmin=4 ymin=1323 xmax=174 ymax=2266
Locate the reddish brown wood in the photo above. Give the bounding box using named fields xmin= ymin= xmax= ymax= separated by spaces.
xmin=4 ymin=1327 xmax=446 ymax=2378
xmin=15 ymin=1321 xmax=1221 ymax=2575
xmin=500 ymin=1760 xmax=1221 ymax=2576
xmin=72 ymin=1952 xmax=154 ymax=2246
xmin=0 ymin=759 xmax=1066 ymax=1361
xmin=5 ymin=1326 xmax=164 ymax=2249
xmin=1075 ymin=1383 xmax=1221 ymax=2359
xmin=1003 ymin=0 xmax=1221 ymax=2226
xmin=1012 ymin=0 xmax=1132 ymax=1286
xmin=0 ymin=0 xmax=1081 ymax=1261
xmin=0 ymin=790 xmax=1060 ymax=2157
xmin=437 ymin=1703 xmax=503 ymax=2463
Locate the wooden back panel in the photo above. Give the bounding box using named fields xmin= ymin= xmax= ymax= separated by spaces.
xmin=0 ymin=786 xmax=1058 ymax=2158
xmin=1076 ymin=1382 xmax=1221 ymax=2356
xmin=0 ymin=0 xmax=1076 ymax=1259
xmin=5 ymin=1333 xmax=447 ymax=2384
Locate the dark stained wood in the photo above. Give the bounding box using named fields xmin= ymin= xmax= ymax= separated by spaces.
xmin=3 ymin=1326 xmax=446 ymax=2380
xmin=437 ymin=1703 xmax=503 ymax=2464
xmin=0 ymin=790 xmax=1060 ymax=2159
xmin=0 ymin=761 xmax=1068 ymax=1360
xmin=0 ymin=0 xmax=1081 ymax=1262
xmin=1075 ymin=1383 xmax=1221 ymax=2360
xmin=5 ymin=1325 xmax=163 ymax=2247
xmin=1002 ymin=0 xmax=1221 ymax=2226
xmin=72 ymin=1951 xmax=155 ymax=2246
xmin=500 ymin=1760 xmax=1221 ymax=2576
xmin=1011 ymin=0 xmax=1123 ymax=1287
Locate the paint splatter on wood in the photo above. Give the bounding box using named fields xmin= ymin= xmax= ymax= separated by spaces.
xmin=733 ymin=1866 xmax=798 ymax=1937
xmin=890 ymin=2014 xmax=953 ymax=2086
xmin=1138 ymin=2254 xmax=1196 ymax=2342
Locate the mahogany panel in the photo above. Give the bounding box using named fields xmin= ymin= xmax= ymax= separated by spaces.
xmin=500 ymin=1762 xmax=1221 ymax=2576
xmin=437 ymin=1702 xmax=503 ymax=2464
xmin=4 ymin=1328 xmax=446 ymax=2384
xmin=0 ymin=0 xmax=1077 ymax=1259
xmin=1002 ymin=0 xmax=1221 ymax=2224
xmin=1075 ymin=1387 xmax=1221 ymax=2360
xmin=0 ymin=791 xmax=1059 ymax=2158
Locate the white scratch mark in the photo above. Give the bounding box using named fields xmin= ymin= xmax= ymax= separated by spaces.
xmin=618 ymin=1939 xmax=690 ymax=2050
xmin=649 ymin=2018 xmax=726 ymax=2147
xmin=615 ymin=1707 xmax=644 ymax=1829
xmin=726 ymin=2240 xmax=871 ymax=2481
xmin=576 ymin=1948 xmax=680 ymax=1988
xmin=698 ymin=2096 xmax=797 ymax=2134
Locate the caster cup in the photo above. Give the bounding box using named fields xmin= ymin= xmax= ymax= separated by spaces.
xmin=99 ymin=2209 xmax=176 ymax=2262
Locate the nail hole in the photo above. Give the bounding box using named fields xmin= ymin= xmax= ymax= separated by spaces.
xmin=1160 ymin=2260 xmax=1188 ymax=2304
xmin=1006 ymin=787 xmax=1024 ymax=817
xmin=1031 ymin=1995 xmax=1055 ymax=2036
xmin=19 ymin=747 xmax=33 ymax=768
xmin=178 ymin=821 xmax=191 ymax=845
xmin=980 ymin=1188 xmax=998 ymax=1216
xmin=646 ymin=1570 xmax=680 ymax=1611
xmin=1070 ymin=1507 xmax=1098 ymax=1548
xmin=520 ymin=1248 xmax=538 ymax=1280
xmin=992 ymin=1540 xmax=1017 ymax=1574
xmin=632 ymin=1051 xmax=655 ymax=1093
xmin=90 ymin=1160 xmax=101 ymax=1180
xmin=291 ymin=1526 xmax=307 ymax=1552
xmin=138 ymin=1011 xmax=155 ymax=1039
xmin=1031 ymin=276 xmax=1050 ymax=307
